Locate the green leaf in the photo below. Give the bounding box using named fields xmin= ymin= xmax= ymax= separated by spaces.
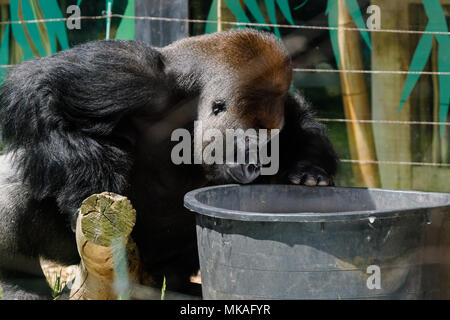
xmin=0 ymin=25 xmax=10 ymax=66
xmin=276 ymin=0 xmax=295 ymax=25
xmin=398 ymin=30 xmax=433 ymax=112
xmin=425 ymin=0 xmax=450 ymax=132
xmin=225 ymin=0 xmax=252 ymax=28
xmin=399 ymin=0 xmax=450 ymax=131
xmin=265 ymin=0 xmax=280 ymax=37
xmin=326 ymin=0 xmax=340 ymax=68
xmin=243 ymin=0 xmax=270 ymax=30
xmin=294 ymin=0 xmax=309 ymax=11
xmin=0 ymin=14 xmax=10 ymax=82
xmin=10 ymin=0 xmax=36 ymax=60
xmin=345 ymin=0 xmax=371 ymax=49
xmin=39 ymin=0 xmax=70 ymax=53
xmin=22 ymin=0 xmax=46 ymax=57
xmin=115 ymin=0 xmax=135 ymax=40
xmin=206 ymin=0 xmax=219 ymax=34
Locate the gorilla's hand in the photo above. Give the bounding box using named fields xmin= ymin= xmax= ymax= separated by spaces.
xmin=279 ymin=91 xmax=339 ymax=186
xmin=287 ymin=161 xmax=334 ymax=187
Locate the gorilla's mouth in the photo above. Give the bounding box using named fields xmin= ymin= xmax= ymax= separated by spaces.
xmin=225 ymin=163 xmax=261 ymax=184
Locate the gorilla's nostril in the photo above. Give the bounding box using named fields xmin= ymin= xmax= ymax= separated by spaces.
xmin=226 ymin=163 xmax=261 ymax=184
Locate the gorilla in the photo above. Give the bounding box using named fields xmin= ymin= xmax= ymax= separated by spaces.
xmin=0 ymin=29 xmax=338 ymax=299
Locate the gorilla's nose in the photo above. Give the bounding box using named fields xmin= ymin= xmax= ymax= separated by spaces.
xmin=226 ymin=163 xmax=261 ymax=184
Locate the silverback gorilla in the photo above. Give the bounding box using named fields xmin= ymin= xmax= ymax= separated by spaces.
xmin=0 ymin=29 xmax=338 ymax=299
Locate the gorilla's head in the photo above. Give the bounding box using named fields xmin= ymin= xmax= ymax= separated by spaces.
xmin=192 ymin=30 xmax=293 ymax=184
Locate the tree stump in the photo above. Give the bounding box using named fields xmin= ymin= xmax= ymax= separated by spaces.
xmin=69 ymin=192 xmax=141 ymax=300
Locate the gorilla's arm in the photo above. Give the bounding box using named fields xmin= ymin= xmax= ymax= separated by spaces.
xmin=275 ymin=91 xmax=339 ymax=186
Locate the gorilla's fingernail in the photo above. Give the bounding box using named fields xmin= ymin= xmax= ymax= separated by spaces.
xmin=289 ymin=176 xmax=301 ymax=184
xmin=304 ymin=177 xmax=317 ymax=186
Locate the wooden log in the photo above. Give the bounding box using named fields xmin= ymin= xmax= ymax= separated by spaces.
xmin=69 ymin=192 xmax=141 ymax=300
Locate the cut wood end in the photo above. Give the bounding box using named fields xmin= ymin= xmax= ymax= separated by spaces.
xmin=79 ymin=192 xmax=136 ymax=247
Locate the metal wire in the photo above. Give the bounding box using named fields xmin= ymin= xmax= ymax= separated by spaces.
xmin=341 ymin=159 xmax=450 ymax=167
xmin=293 ymin=68 xmax=450 ymax=76
xmin=318 ymin=118 xmax=450 ymax=126
xmin=0 ymin=14 xmax=448 ymax=168
xmin=0 ymin=13 xmax=449 ymax=36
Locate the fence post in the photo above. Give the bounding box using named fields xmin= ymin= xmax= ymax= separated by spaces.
xmin=134 ymin=0 xmax=189 ymax=47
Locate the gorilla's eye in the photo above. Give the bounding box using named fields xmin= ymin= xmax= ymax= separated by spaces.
xmin=212 ymin=100 xmax=227 ymax=115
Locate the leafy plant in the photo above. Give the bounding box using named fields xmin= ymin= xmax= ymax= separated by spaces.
xmin=399 ymin=0 xmax=450 ymax=133
xmin=8 ymin=0 xmax=69 ymax=59
xmin=206 ymin=0 xmax=307 ymax=38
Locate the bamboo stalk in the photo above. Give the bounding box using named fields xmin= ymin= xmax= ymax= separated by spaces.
xmin=431 ymin=38 xmax=441 ymax=164
xmin=217 ymin=0 xmax=222 ymax=32
xmin=337 ymin=0 xmax=380 ymax=188
xmin=217 ymin=0 xmax=236 ymax=32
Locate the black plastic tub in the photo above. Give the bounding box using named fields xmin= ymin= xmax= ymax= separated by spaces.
xmin=184 ymin=185 xmax=450 ymax=300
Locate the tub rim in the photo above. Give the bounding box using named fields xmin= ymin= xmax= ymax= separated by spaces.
xmin=183 ymin=184 xmax=450 ymax=223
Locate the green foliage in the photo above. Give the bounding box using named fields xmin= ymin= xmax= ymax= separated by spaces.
xmin=1 ymin=0 xmax=69 ymax=63
xmin=0 ymin=284 xmax=3 ymax=299
xmin=35 ymin=0 xmax=70 ymax=54
xmin=115 ymin=0 xmax=135 ymax=40
xmin=206 ymin=0 xmax=306 ymax=37
xmin=0 ymin=0 xmax=134 ymax=64
xmin=325 ymin=0 xmax=371 ymax=69
xmin=399 ymin=0 xmax=450 ymax=133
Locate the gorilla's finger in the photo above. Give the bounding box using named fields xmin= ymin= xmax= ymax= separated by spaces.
xmin=317 ymin=175 xmax=331 ymax=186
xmin=288 ymin=173 xmax=302 ymax=185
xmin=303 ymin=174 xmax=317 ymax=186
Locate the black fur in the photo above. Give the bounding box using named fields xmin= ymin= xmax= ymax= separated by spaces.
xmin=0 ymin=30 xmax=338 ymax=299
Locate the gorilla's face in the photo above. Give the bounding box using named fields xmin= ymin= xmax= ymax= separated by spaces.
xmin=194 ymin=82 xmax=287 ymax=184
xmin=191 ymin=32 xmax=293 ymax=184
